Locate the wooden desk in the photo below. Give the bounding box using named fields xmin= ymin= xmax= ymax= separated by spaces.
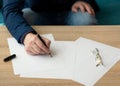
xmin=0 ymin=26 xmax=120 ymax=86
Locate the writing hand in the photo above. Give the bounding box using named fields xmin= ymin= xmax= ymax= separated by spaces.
xmin=23 ymin=33 xmax=51 ymax=55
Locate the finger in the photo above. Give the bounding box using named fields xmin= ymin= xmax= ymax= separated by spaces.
xmin=78 ymin=4 xmax=85 ymax=13
xmin=39 ymin=43 xmax=50 ymax=54
xmin=32 ymin=42 xmax=43 ymax=54
xmin=34 ymin=42 xmax=48 ymax=54
xmin=25 ymin=42 xmax=37 ymax=55
xmin=72 ymin=6 xmax=78 ymax=13
xmin=30 ymin=46 xmax=40 ymax=55
xmin=91 ymin=8 xmax=95 ymax=16
xmin=84 ymin=4 xmax=92 ymax=14
xmin=46 ymin=41 xmax=51 ymax=49
xmin=39 ymin=51 xmax=46 ymax=54
xmin=88 ymin=5 xmax=95 ymax=16
xmin=35 ymin=37 xmax=50 ymax=54
xmin=26 ymin=41 xmax=41 ymax=55
xmin=26 ymin=50 xmax=36 ymax=55
xmin=34 ymin=35 xmax=50 ymax=54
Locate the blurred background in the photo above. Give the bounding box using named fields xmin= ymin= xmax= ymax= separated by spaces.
xmin=0 ymin=0 xmax=120 ymax=25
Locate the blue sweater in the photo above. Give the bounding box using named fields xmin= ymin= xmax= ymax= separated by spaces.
xmin=2 ymin=0 xmax=99 ymax=44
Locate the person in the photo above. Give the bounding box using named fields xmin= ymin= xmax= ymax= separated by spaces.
xmin=2 ymin=0 xmax=99 ymax=55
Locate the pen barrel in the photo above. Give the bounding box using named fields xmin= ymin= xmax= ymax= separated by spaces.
xmin=4 ymin=54 xmax=16 ymax=62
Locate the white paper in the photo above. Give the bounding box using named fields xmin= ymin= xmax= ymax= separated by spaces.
xmin=8 ymin=34 xmax=55 ymax=75
xmin=8 ymin=36 xmax=75 ymax=76
xmin=7 ymin=35 xmax=120 ymax=86
xmin=73 ymin=37 xmax=120 ymax=86
xmin=20 ymin=67 xmax=73 ymax=80
xmin=40 ymin=34 xmax=55 ymax=42
xmin=20 ymin=41 xmax=75 ymax=79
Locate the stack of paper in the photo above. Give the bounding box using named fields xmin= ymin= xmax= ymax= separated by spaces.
xmin=7 ymin=34 xmax=120 ymax=86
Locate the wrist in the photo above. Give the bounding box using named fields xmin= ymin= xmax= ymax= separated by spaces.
xmin=23 ymin=32 xmax=37 ymax=45
xmin=20 ymin=30 xmax=37 ymax=45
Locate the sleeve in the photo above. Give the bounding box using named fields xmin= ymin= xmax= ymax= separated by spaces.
xmin=2 ymin=0 xmax=37 ymax=44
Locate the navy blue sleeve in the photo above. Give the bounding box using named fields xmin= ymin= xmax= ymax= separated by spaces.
xmin=2 ymin=0 xmax=37 ymax=44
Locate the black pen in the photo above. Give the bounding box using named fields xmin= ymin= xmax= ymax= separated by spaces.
xmin=38 ymin=34 xmax=52 ymax=57
xmin=3 ymin=54 xmax=16 ymax=62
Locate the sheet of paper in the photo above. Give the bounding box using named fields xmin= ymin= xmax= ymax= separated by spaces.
xmin=7 ymin=35 xmax=120 ymax=85
xmin=40 ymin=34 xmax=55 ymax=42
xmin=20 ymin=67 xmax=73 ymax=79
xmin=20 ymin=41 xmax=75 ymax=79
xmin=73 ymin=37 xmax=120 ymax=86
xmin=8 ymin=34 xmax=55 ymax=75
xmin=20 ymin=40 xmax=75 ymax=79
xmin=8 ymin=36 xmax=75 ymax=76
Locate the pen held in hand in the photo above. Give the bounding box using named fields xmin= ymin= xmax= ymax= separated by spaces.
xmin=37 ymin=34 xmax=52 ymax=57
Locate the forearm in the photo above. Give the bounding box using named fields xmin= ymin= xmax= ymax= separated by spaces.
xmin=2 ymin=0 xmax=37 ymax=43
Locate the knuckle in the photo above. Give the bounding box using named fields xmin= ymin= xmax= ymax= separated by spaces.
xmin=39 ymin=44 xmax=44 ymax=48
xmin=32 ymin=36 xmax=36 ymax=41
xmin=31 ymin=35 xmax=37 ymax=41
xmin=46 ymin=40 xmax=51 ymax=44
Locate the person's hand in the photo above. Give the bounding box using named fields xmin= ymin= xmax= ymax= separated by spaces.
xmin=72 ymin=1 xmax=95 ymax=16
xmin=23 ymin=33 xmax=51 ymax=55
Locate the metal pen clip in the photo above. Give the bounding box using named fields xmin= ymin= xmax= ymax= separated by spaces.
xmin=92 ymin=48 xmax=104 ymax=67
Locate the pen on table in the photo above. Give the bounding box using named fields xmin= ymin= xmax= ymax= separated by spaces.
xmin=38 ymin=34 xmax=52 ymax=57
xmin=3 ymin=54 xmax=16 ymax=62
